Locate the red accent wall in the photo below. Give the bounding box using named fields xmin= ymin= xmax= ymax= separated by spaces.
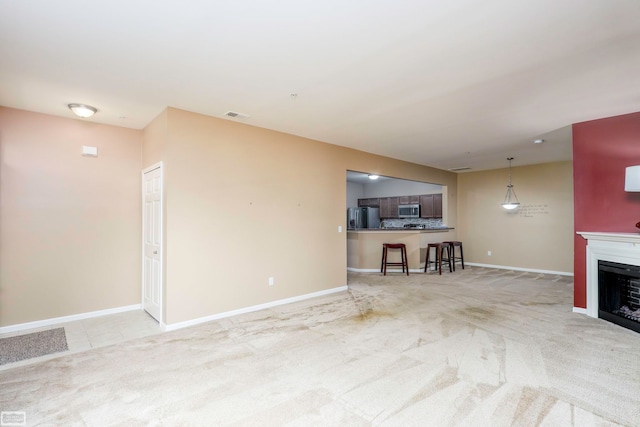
xmin=573 ymin=111 xmax=640 ymax=307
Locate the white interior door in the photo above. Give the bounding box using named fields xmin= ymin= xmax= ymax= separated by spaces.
xmin=142 ymin=164 xmax=163 ymax=322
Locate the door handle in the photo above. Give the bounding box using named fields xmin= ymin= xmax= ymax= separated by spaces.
xmin=153 ymin=251 xmax=158 ymax=254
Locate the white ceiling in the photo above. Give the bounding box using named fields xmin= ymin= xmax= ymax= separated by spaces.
xmin=2 ymin=0 xmax=640 ymax=172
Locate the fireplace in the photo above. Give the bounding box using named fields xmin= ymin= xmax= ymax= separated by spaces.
xmin=598 ymin=260 xmax=640 ymax=333
xmin=577 ymin=231 xmax=640 ymax=333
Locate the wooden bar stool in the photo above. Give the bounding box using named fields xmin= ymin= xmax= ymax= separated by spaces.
xmin=424 ymin=243 xmax=452 ymax=275
xmin=381 ymin=243 xmax=409 ymax=276
xmin=442 ymin=241 xmax=464 ymax=271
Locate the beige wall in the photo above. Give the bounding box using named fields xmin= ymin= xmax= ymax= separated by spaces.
xmin=142 ymin=108 xmax=167 ymax=168
xmin=0 ymin=105 xmax=457 ymax=328
xmin=0 ymin=107 xmax=143 ymax=326
xmin=457 ymin=161 xmax=574 ymax=273
xmin=149 ymin=108 xmax=458 ymax=325
xmin=1 ymin=105 xmax=571 ymax=329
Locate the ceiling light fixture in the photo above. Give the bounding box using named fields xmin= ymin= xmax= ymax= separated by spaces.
xmin=501 ymin=157 xmax=520 ymax=210
xmin=68 ymin=103 xmax=97 ymax=118
xmin=368 ymin=174 xmax=379 ymax=180
xmin=533 ymin=139 xmax=545 ymax=144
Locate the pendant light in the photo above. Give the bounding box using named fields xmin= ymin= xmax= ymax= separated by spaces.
xmin=501 ymin=157 xmax=520 ymax=210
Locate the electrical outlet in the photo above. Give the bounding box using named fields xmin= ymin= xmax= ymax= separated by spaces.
xmin=338 ymin=225 xmax=343 ymax=232
xmin=268 ymin=277 xmax=274 ymax=286
xmin=487 ymin=250 xmax=492 ymax=256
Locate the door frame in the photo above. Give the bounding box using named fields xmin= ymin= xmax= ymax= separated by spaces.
xmin=142 ymin=161 xmax=164 ymax=325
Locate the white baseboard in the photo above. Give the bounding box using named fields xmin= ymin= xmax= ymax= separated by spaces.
xmin=465 ymin=262 xmax=574 ymax=277
xmin=572 ymin=307 xmax=587 ymax=314
xmin=348 ymin=264 xmax=573 ymax=276
xmin=163 ymin=286 xmax=349 ymax=332
xmin=0 ymin=304 xmax=141 ymax=334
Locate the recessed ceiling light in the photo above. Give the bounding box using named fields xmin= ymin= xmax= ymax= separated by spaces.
xmin=533 ymin=139 xmax=545 ymax=144
xmin=368 ymin=174 xmax=379 ymax=180
xmin=68 ymin=103 xmax=97 ymax=118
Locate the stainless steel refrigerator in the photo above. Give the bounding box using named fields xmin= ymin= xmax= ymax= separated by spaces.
xmin=347 ymin=207 xmax=381 ymax=229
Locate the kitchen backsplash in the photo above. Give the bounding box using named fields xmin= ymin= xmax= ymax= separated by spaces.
xmin=381 ymin=218 xmax=444 ymax=228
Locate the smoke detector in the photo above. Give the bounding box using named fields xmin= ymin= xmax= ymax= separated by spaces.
xmin=224 ymin=111 xmax=250 ymax=119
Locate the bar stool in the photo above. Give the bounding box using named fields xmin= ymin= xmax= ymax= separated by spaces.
xmin=380 ymin=243 xmax=409 ymax=276
xmin=424 ymin=243 xmax=452 ymax=275
xmin=442 ymin=241 xmax=464 ymax=271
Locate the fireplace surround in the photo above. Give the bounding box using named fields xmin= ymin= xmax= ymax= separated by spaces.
xmin=578 ymin=232 xmax=640 ymax=333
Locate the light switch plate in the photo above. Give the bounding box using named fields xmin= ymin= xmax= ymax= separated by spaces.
xmin=82 ymin=146 xmax=98 ymax=157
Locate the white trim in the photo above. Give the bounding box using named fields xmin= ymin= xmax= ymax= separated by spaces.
xmin=163 ymin=286 xmax=348 ymax=332
xmin=348 ymin=264 xmax=574 ymax=276
xmin=573 ymin=307 xmax=587 ymax=314
xmin=577 ymin=231 xmax=640 ymax=244
xmin=577 ymin=231 xmax=640 ymax=318
xmin=142 ymin=162 xmax=164 ymax=324
xmin=0 ymin=304 xmax=141 ymax=334
xmin=464 ymin=263 xmax=574 ymax=276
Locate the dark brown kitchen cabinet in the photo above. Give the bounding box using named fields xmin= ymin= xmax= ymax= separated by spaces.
xmin=420 ymin=195 xmax=434 ymax=218
xmin=358 ymin=198 xmax=380 ymax=207
xmin=433 ymin=194 xmax=443 ymax=218
xmin=420 ymin=194 xmax=443 ymax=218
xmin=398 ymin=195 xmax=419 ymax=205
xmin=379 ymin=197 xmax=399 ymax=218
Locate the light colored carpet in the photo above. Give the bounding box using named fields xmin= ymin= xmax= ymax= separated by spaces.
xmin=1 ymin=267 xmax=639 ymax=426
xmin=0 ymin=328 xmax=67 ymax=365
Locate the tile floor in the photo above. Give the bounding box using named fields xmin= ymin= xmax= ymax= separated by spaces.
xmin=0 ymin=309 xmax=162 ymax=371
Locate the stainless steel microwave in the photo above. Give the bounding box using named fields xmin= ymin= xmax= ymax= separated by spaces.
xmin=398 ymin=204 xmax=420 ymax=218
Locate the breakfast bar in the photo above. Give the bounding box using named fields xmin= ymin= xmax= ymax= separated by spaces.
xmin=347 ymin=228 xmax=455 ymax=272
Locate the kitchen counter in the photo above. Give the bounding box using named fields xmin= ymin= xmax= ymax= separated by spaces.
xmin=347 ymin=227 xmax=453 ymax=233
xmin=347 ymin=228 xmax=456 ymax=272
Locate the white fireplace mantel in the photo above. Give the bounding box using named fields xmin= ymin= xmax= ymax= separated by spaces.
xmin=577 ymin=231 xmax=640 ymax=317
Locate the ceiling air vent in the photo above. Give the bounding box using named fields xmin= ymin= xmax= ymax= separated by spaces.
xmin=224 ymin=111 xmax=250 ymax=119
xmin=448 ymin=167 xmax=472 ymax=172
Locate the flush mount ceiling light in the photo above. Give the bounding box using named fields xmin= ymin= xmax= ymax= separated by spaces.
xmin=501 ymin=157 xmax=520 ymax=210
xmin=368 ymin=174 xmax=379 ymax=180
xmin=68 ymin=103 xmax=97 ymax=118
xmin=533 ymin=139 xmax=545 ymax=144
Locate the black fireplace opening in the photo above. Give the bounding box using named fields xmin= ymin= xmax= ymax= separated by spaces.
xmin=598 ymin=260 xmax=640 ymax=333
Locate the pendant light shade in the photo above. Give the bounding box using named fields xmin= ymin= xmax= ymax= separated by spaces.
xmin=501 ymin=157 xmax=520 ymax=210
